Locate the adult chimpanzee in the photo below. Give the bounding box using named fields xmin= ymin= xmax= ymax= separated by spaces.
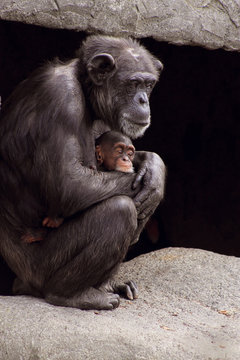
xmin=0 ymin=35 xmax=165 ymax=310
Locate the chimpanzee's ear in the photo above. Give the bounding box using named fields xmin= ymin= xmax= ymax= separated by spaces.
xmin=87 ymin=53 xmax=116 ymax=86
xmin=95 ymin=145 xmax=104 ymax=165
xmin=154 ymin=59 xmax=164 ymax=73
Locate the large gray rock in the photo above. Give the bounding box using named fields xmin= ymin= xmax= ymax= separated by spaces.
xmin=0 ymin=0 xmax=240 ymax=51
xmin=0 ymin=247 xmax=239 ymax=359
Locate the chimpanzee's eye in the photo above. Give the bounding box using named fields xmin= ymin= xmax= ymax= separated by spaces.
xmin=129 ymin=79 xmax=139 ymax=88
xmin=115 ymin=147 xmax=123 ymax=154
xmin=146 ymin=81 xmax=155 ymax=89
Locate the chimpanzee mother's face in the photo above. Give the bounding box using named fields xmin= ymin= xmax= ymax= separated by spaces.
xmin=86 ymin=36 xmax=163 ymax=139
xmin=115 ymin=70 xmax=158 ymax=139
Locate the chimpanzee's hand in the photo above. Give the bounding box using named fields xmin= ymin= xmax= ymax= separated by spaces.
xmin=132 ymin=151 xmax=166 ymax=219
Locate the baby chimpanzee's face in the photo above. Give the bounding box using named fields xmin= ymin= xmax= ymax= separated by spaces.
xmin=102 ymin=141 xmax=135 ymax=173
xmin=95 ymin=132 xmax=135 ymax=173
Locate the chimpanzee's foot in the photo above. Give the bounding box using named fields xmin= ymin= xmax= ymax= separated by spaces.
xmin=21 ymin=232 xmax=44 ymax=243
xmin=13 ymin=277 xmax=42 ymax=297
xmin=45 ymin=287 xmax=120 ymax=310
xmin=100 ymin=279 xmax=139 ymax=300
xmin=42 ymin=216 xmax=64 ymax=228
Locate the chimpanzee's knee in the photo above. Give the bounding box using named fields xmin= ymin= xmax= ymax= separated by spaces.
xmin=103 ymin=196 xmax=137 ymax=258
xmin=101 ymin=196 xmax=137 ymax=248
xmin=107 ymin=195 xmax=137 ymax=229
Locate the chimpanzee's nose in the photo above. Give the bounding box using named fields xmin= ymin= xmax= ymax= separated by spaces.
xmin=123 ymin=155 xmax=130 ymax=162
xmin=138 ymin=92 xmax=148 ymax=105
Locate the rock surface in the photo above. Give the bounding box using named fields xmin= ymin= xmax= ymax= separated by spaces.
xmin=0 ymin=0 xmax=240 ymax=51
xmin=0 ymin=247 xmax=239 ymax=360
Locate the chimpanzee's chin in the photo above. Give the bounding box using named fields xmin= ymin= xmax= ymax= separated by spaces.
xmin=120 ymin=117 xmax=150 ymax=139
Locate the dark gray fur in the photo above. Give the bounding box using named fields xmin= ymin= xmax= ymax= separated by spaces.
xmin=0 ymin=35 xmax=165 ymax=310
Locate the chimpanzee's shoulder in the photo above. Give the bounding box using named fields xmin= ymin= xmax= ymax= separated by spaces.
xmin=48 ymin=59 xmax=79 ymax=82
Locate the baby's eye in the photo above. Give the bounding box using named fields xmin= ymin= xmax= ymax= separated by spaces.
xmin=116 ymin=148 xmax=123 ymax=154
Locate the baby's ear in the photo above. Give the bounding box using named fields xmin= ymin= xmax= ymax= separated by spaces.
xmin=95 ymin=145 xmax=104 ymax=165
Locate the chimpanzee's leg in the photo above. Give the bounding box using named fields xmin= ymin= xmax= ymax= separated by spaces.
xmin=99 ymin=195 xmax=161 ymax=301
xmin=43 ymin=192 xmax=160 ymax=309
xmin=10 ymin=194 xmax=159 ymax=309
xmin=131 ymin=195 xmax=161 ymax=245
xmin=37 ymin=195 xmax=138 ymax=310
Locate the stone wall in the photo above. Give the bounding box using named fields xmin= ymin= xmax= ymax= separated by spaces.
xmin=0 ymin=0 xmax=240 ymax=51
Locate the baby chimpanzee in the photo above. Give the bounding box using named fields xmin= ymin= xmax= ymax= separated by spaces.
xmin=22 ymin=131 xmax=135 ymax=242
xmin=95 ymin=130 xmax=135 ymax=173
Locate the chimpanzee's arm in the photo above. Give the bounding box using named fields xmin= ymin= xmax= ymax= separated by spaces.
xmin=59 ymin=165 xmax=138 ymax=217
xmin=37 ymin=131 xmax=139 ymax=218
xmin=132 ymin=151 xmax=166 ymax=219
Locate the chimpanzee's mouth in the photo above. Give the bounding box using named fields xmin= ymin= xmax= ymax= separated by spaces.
xmin=135 ymin=121 xmax=149 ymax=126
xmin=120 ymin=114 xmax=151 ymax=139
xmin=133 ymin=118 xmax=150 ymax=127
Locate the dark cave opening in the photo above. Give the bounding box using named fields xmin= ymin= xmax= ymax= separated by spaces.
xmin=132 ymin=37 xmax=240 ymax=260
xmin=0 ymin=20 xmax=239 ymax=294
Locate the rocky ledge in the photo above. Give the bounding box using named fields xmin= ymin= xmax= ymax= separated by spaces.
xmin=0 ymin=247 xmax=239 ymax=360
